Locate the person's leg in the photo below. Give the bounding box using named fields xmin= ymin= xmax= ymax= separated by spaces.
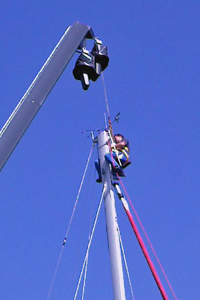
xmin=104 ymin=152 xmax=120 ymax=168
xmin=94 ymin=160 xmax=102 ymax=182
xmin=105 ymin=152 xmax=125 ymax=177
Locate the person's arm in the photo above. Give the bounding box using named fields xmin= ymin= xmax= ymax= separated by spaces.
xmin=115 ymin=141 xmax=126 ymax=150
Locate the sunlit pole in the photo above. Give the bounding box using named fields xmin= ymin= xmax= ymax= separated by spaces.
xmin=97 ymin=130 xmax=126 ymax=300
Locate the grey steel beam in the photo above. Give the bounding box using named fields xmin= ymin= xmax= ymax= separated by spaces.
xmin=0 ymin=21 xmax=94 ymax=171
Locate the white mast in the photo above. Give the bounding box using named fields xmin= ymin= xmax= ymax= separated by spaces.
xmin=97 ymin=131 xmax=126 ymax=300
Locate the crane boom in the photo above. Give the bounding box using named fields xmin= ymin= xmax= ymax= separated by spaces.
xmin=0 ymin=21 xmax=94 ymax=171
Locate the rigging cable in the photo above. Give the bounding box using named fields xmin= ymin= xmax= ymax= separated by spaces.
xmin=113 ymin=180 xmax=169 ymax=300
xmin=72 ymin=147 xmax=96 ymax=293
xmin=101 ymin=66 xmax=178 ymax=300
xmin=46 ymin=144 xmax=94 ymax=300
xmin=81 ymin=245 xmax=89 ymax=300
xmin=118 ymin=226 xmax=135 ymax=300
xmin=101 ymin=72 xmax=110 ymax=119
xmin=101 ymin=73 xmax=122 ymax=167
xmin=117 ymin=177 xmax=178 ymax=300
xmin=73 ymin=186 xmax=105 ymax=300
xmin=101 ymin=72 xmax=113 ymax=136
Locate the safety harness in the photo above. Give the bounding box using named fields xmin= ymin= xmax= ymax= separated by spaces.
xmin=111 ymin=146 xmax=130 ymax=162
xmin=121 ymin=147 xmax=129 ymax=161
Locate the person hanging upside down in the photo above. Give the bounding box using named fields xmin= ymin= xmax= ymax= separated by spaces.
xmin=95 ymin=133 xmax=130 ymax=182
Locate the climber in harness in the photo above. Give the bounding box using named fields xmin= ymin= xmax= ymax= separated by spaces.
xmin=106 ymin=133 xmax=130 ymax=176
xmin=95 ymin=133 xmax=130 ymax=182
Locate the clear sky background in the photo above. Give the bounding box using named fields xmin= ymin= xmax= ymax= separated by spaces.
xmin=0 ymin=1 xmax=199 ymax=299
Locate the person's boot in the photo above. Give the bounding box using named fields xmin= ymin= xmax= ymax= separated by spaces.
xmin=113 ymin=166 xmax=125 ymax=177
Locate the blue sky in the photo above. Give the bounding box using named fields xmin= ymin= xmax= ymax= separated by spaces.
xmin=0 ymin=1 xmax=200 ymax=299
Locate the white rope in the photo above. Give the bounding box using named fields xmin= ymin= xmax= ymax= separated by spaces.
xmin=81 ymin=251 xmax=89 ymax=300
xmin=46 ymin=145 xmax=94 ymax=300
xmin=118 ymin=227 xmax=135 ymax=300
xmin=107 ymin=128 xmax=122 ymax=167
xmin=63 ymin=145 xmax=94 ymax=242
xmin=46 ymin=247 xmax=64 ymax=300
xmin=73 ymin=186 xmax=105 ymax=300
xmin=101 ymin=72 xmax=110 ymax=119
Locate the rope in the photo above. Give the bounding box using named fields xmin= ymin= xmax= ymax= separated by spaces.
xmin=73 ymin=186 xmax=105 ymax=300
xmin=117 ymin=176 xmax=178 ymax=300
xmin=102 ymin=63 xmax=176 ymax=299
xmin=118 ymin=227 xmax=135 ymax=300
xmin=81 ymin=253 xmax=89 ymax=300
xmin=72 ymin=148 xmax=96 ymax=292
xmin=107 ymin=129 xmax=122 ymax=167
xmin=46 ymin=145 xmax=94 ymax=300
xmin=101 ymin=73 xmax=123 ymax=167
xmin=63 ymin=144 xmax=94 ymax=243
xmin=46 ymin=247 xmax=64 ymax=300
xmin=101 ymin=72 xmax=113 ymax=136
xmin=101 ymin=72 xmax=110 ymax=120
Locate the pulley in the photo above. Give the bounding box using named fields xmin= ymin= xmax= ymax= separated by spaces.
xmin=73 ymin=38 xmax=109 ymax=90
xmin=91 ymin=39 xmax=109 ymax=75
xmin=73 ymin=50 xmax=99 ymax=90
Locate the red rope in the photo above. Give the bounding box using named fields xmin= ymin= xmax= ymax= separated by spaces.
xmin=124 ymin=206 xmax=169 ymax=300
xmin=118 ymin=176 xmax=178 ymax=300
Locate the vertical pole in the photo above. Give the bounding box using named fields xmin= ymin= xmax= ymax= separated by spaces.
xmin=97 ymin=131 xmax=126 ymax=300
